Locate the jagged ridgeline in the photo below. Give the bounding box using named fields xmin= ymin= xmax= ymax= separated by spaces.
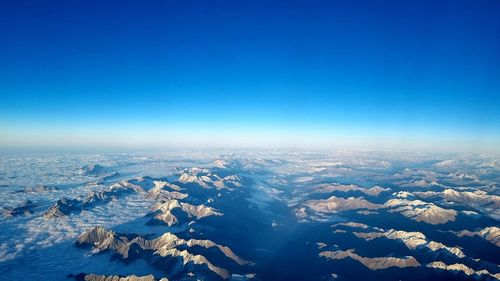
xmin=1 ymin=154 xmax=499 ymax=281
xmin=43 ymin=163 xmax=255 ymax=280
xmin=75 ymin=226 xmax=250 ymax=280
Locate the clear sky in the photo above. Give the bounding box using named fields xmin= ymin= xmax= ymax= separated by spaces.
xmin=1 ymin=0 xmax=499 ymax=152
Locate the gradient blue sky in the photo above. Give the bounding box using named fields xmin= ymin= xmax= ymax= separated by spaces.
xmin=1 ymin=0 xmax=499 ymax=152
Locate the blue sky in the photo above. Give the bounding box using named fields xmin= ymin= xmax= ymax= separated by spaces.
xmin=1 ymin=0 xmax=499 ymax=152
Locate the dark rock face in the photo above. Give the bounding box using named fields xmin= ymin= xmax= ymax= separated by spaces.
xmin=15 ymin=185 xmax=59 ymax=193
xmin=44 ymin=198 xmax=82 ymax=219
xmin=80 ymin=164 xmax=107 ymax=175
xmin=75 ymin=226 xmax=250 ymax=279
xmin=4 ymin=153 xmax=500 ymax=281
xmin=2 ymin=200 xmax=36 ymax=218
xmin=82 ymin=184 xmax=137 ymax=206
xmin=44 ymin=180 xmax=146 ymax=219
